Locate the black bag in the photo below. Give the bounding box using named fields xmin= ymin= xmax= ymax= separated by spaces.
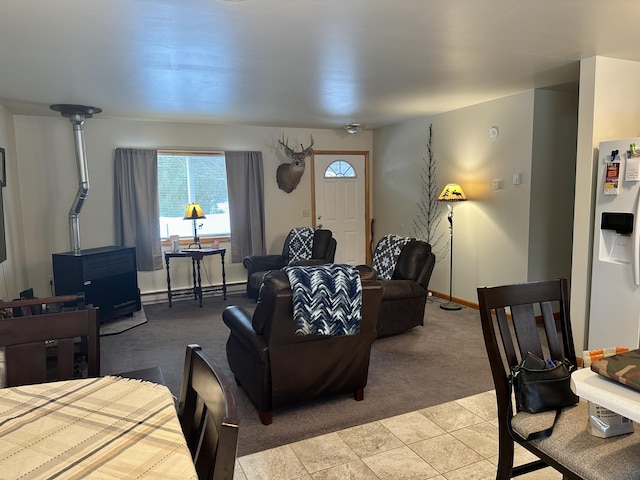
xmin=509 ymin=352 xmax=580 ymax=440
xmin=511 ymin=352 xmax=579 ymax=414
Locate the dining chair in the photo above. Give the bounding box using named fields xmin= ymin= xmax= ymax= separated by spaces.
xmin=177 ymin=344 xmax=239 ymax=480
xmin=478 ymin=278 xmax=640 ymax=479
xmin=0 ymin=294 xmax=99 ymax=387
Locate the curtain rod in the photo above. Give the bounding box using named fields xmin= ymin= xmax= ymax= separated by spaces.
xmin=114 ymin=148 xmax=224 ymax=155
xmin=158 ymin=149 xmax=225 ymax=155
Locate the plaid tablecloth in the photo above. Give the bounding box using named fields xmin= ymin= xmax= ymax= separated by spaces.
xmin=0 ymin=376 xmax=198 ymax=479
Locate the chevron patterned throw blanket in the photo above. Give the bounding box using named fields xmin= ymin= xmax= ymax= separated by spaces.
xmin=283 ymin=264 xmax=362 ymax=336
xmin=371 ymin=234 xmax=412 ymax=280
xmin=287 ymin=227 xmax=316 ymax=265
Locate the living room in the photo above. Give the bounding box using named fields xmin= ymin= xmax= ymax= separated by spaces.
xmin=0 ymin=4 xmax=639 ymax=358
xmin=0 ymin=88 xmax=577 ymax=315
xmin=0 ymin=0 xmax=640 ymax=476
xmin=2 ymin=57 xmax=639 ymax=356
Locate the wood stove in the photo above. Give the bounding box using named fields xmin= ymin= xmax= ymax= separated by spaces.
xmin=50 ymin=104 xmax=140 ymax=322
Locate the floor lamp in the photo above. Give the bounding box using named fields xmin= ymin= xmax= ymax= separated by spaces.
xmin=438 ymin=183 xmax=467 ymax=310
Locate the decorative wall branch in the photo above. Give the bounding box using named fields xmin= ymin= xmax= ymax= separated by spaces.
xmin=412 ymin=124 xmax=447 ymax=259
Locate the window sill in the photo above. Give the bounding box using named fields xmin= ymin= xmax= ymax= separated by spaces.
xmin=160 ymin=236 xmax=230 ymax=247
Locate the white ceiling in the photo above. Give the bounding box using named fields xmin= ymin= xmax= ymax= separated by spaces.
xmin=1 ymin=1 xmax=639 ymax=130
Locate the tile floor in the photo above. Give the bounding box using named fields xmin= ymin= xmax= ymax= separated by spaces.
xmin=232 ymin=390 xmax=563 ymax=480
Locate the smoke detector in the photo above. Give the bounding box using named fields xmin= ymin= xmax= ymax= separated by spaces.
xmin=344 ymin=123 xmax=365 ymax=135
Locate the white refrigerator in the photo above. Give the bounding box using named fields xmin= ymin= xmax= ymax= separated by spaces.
xmin=588 ymin=137 xmax=640 ymax=349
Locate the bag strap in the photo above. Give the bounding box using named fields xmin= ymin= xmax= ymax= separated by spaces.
xmin=521 ymin=409 xmax=561 ymax=441
xmin=508 ymin=371 xmax=562 ymax=441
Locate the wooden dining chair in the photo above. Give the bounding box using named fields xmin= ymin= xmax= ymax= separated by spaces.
xmin=478 ymin=278 xmax=640 ymax=479
xmin=0 ymin=294 xmax=99 ymax=386
xmin=177 ymin=344 xmax=239 ymax=480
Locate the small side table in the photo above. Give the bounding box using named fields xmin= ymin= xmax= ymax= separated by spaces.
xmin=164 ymin=248 xmax=227 ymax=307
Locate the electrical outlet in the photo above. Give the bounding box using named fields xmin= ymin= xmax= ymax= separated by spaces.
xmin=492 ymin=179 xmax=503 ymax=191
xmin=302 ymin=209 xmax=310 ymax=217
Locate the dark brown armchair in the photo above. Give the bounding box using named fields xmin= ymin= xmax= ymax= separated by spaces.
xmin=243 ymin=228 xmax=337 ymax=299
xmin=223 ymin=265 xmax=382 ymax=425
xmin=373 ymin=238 xmax=436 ymax=337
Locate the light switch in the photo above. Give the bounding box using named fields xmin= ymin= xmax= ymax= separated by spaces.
xmin=512 ymin=173 xmax=522 ymax=185
xmin=302 ymin=209 xmax=311 ymax=217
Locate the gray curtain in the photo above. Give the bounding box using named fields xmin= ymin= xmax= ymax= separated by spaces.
xmin=225 ymin=151 xmax=265 ymax=263
xmin=114 ymin=148 xmax=163 ymax=271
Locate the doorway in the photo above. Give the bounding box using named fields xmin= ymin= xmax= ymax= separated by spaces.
xmin=311 ymin=151 xmax=370 ymax=265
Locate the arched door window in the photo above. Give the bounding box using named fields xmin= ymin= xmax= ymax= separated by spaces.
xmin=324 ymin=160 xmax=356 ymax=178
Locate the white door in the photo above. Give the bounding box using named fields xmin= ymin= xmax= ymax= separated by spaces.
xmin=312 ymin=152 xmax=369 ymax=265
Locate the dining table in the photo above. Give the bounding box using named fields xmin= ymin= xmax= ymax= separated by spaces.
xmin=0 ymin=375 xmax=198 ymax=479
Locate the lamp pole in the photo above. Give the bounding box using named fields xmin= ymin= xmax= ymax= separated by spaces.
xmin=192 ymin=219 xmax=200 ymax=248
xmin=441 ymin=204 xmax=462 ymax=310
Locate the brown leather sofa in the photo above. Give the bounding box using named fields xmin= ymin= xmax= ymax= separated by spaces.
xmin=243 ymin=228 xmax=337 ymax=299
xmin=223 ymin=265 xmax=382 ymax=425
xmin=375 ymin=239 xmax=436 ymax=337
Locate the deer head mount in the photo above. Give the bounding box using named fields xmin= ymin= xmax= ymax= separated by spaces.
xmin=276 ymin=134 xmax=314 ymax=193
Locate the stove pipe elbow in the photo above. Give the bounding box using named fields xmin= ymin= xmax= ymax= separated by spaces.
xmin=68 ymin=116 xmax=90 ymax=255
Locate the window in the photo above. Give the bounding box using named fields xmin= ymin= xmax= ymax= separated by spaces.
xmin=157 ymin=152 xmax=230 ymax=240
xmin=324 ymin=160 xmax=356 ymax=177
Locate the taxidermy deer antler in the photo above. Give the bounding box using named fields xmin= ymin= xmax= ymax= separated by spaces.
xmin=276 ymin=134 xmax=314 ymax=193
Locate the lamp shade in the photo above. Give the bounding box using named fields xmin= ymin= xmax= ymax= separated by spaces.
xmin=184 ymin=203 xmax=206 ymax=219
xmin=438 ymin=183 xmax=467 ymax=202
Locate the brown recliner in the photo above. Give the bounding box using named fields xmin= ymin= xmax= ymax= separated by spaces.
xmin=243 ymin=228 xmax=337 ymax=299
xmin=375 ymin=239 xmax=436 ymax=337
xmin=222 ymin=265 xmax=382 ymax=425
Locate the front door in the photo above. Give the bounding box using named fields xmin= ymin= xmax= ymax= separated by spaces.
xmin=312 ymin=152 xmax=369 ymax=265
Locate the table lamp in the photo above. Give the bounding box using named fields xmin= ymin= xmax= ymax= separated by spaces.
xmin=184 ymin=203 xmax=206 ymax=248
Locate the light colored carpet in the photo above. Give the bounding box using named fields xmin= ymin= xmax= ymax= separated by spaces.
xmin=99 ymin=309 xmax=147 ymax=336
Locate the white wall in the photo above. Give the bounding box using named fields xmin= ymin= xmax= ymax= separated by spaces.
xmin=374 ymin=91 xmax=535 ymax=303
xmin=11 ymin=115 xmax=372 ymax=298
xmin=373 ymin=89 xmax=577 ymax=304
xmin=528 ymin=88 xmax=578 ymax=282
xmin=0 ymin=105 xmax=27 ymax=301
xmin=571 ymin=56 xmax=640 ymax=352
